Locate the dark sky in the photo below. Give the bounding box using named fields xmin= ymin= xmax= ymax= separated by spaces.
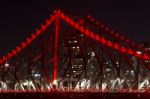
xmin=0 ymin=0 xmax=150 ymax=57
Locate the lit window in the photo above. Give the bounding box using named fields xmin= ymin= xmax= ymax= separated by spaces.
xmin=74 ymin=40 xmax=77 ymax=43
xmin=136 ymin=51 xmax=142 ymax=54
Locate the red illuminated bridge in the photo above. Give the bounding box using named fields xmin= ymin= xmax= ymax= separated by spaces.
xmin=0 ymin=10 xmax=150 ymax=93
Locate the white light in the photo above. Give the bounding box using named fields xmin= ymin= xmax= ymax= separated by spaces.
xmin=102 ymin=82 xmax=107 ymax=90
xmin=52 ymin=79 xmax=58 ymax=85
xmin=136 ymin=51 xmax=142 ymax=54
xmin=74 ymin=40 xmax=77 ymax=43
xmin=79 ymin=65 xmax=82 ymax=67
xmin=106 ymin=62 xmax=109 ymax=64
xmin=23 ymin=81 xmax=28 ymax=86
xmin=91 ymin=52 xmax=95 ymax=57
xmin=131 ymin=70 xmax=134 ymax=73
xmin=4 ymin=62 xmax=9 ymax=67
xmin=34 ymin=73 xmax=41 ymax=77
xmin=106 ymin=68 xmax=110 ymax=71
xmin=116 ymin=62 xmax=119 ymax=65
xmin=110 ymin=80 xmax=114 ymax=83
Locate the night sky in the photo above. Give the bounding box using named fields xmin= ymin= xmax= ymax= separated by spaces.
xmin=0 ymin=0 xmax=150 ymax=57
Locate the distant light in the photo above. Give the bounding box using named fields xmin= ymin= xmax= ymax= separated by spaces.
xmin=136 ymin=51 xmax=142 ymax=54
xmin=34 ymin=73 xmax=41 ymax=77
xmin=131 ymin=70 xmax=134 ymax=73
xmin=116 ymin=62 xmax=119 ymax=65
xmin=52 ymin=79 xmax=58 ymax=85
xmin=74 ymin=40 xmax=77 ymax=43
xmin=91 ymin=52 xmax=95 ymax=57
xmin=4 ymin=62 xmax=9 ymax=67
xmin=106 ymin=68 xmax=110 ymax=72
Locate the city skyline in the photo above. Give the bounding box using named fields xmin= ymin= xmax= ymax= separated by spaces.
xmin=0 ymin=2 xmax=149 ymax=98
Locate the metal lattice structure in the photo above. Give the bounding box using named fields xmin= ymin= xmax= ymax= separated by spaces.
xmin=0 ymin=10 xmax=150 ymax=93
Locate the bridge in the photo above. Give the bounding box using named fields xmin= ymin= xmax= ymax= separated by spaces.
xmin=0 ymin=10 xmax=150 ymax=93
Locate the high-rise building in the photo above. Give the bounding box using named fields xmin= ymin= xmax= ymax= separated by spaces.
xmin=141 ymin=41 xmax=150 ymax=66
xmin=58 ymin=31 xmax=100 ymax=89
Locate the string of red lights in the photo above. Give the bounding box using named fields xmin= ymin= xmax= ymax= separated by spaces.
xmin=58 ymin=10 xmax=150 ymax=60
xmin=0 ymin=10 xmax=149 ymax=66
xmin=86 ymin=15 xmax=148 ymax=52
xmin=0 ymin=12 xmax=56 ymax=65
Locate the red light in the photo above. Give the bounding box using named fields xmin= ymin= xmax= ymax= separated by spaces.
xmin=12 ymin=50 xmax=16 ymax=55
xmin=114 ymin=43 xmax=120 ymax=50
xmin=16 ymin=46 xmax=21 ymax=52
xmin=45 ymin=19 xmax=50 ymax=25
xmin=40 ymin=25 xmax=46 ymax=31
xmin=65 ymin=17 xmax=70 ymax=23
xmin=95 ymin=35 xmax=101 ymax=41
xmin=36 ymin=29 xmax=41 ymax=34
xmin=53 ymin=10 xmax=57 ymax=14
xmin=78 ymin=19 xmax=85 ymax=25
xmin=2 ymin=56 xmax=7 ymax=62
xmin=56 ymin=9 xmax=61 ymax=15
xmin=75 ymin=23 xmax=80 ymax=29
xmin=90 ymin=32 xmax=95 ymax=38
xmin=101 ymin=38 xmax=107 ymax=44
xmin=128 ymin=49 xmax=134 ymax=55
xmin=50 ymin=15 xmax=55 ymax=20
xmin=21 ymin=42 xmax=26 ymax=48
xmin=80 ymin=26 xmax=85 ymax=33
xmin=85 ymin=30 xmax=90 ymax=36
xmin=70 ymin=20 xmax=75 ymax=26
xmin=31 ymin=33 xmax=36 ymax=40
xmin=26 ymin=38 xmax=31 ymax=44
xmin=121 ymin=46 xmax=126 ymax=53
xmin=7 ymin=53 xmax=12 ymax=58
xmin=60 ymin=13 xmax=65 ymax=19
xmin=142 ymin=54 xmax=149 ymax=60
xmin=107 ymin=41 xmax=113 ymax=47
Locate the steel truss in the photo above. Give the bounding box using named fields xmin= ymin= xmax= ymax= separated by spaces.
xmin=0 ymin=10 xmax=149 ymax=93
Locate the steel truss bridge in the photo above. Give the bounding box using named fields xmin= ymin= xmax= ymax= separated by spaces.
xmin=0 ymin=10 xmax=150 ymax=93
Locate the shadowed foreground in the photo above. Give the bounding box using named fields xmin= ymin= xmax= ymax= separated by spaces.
xmin=0 ymin=92 xmax=149 ymax=99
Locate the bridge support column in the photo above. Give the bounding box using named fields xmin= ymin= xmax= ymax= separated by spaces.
xmin=54 ymin=12 xmax=59 ymax=81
